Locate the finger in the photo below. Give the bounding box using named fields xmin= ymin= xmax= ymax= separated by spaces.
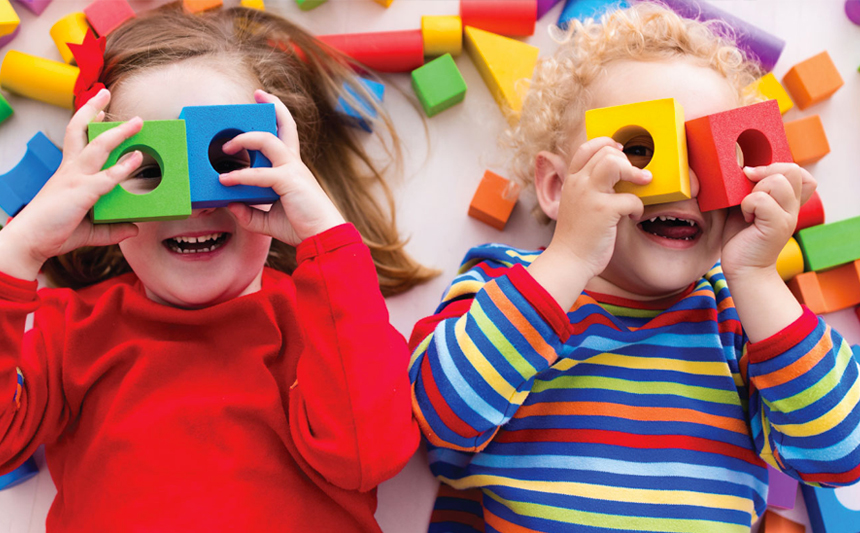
xmin=611 ymin=192 xmax=646 ymax=220
xmin=86 ymin=150 xmax=144 ymax=198
xmin=63 ymin=88 xmax=112 ymax=155
xmin=589 ymin=147 xmax=651 ymax=191
xmin=222 ymin=131 xmax=290 ymax=167
xmin=227 ymin=203 xmax=275 ymax=237
xmin=255 ymin=90 xmax=301 ymax=154
xmin=752 ymin=174 xmax=798 ymax=215
xmin=740 ymin=190 xmax=782 ymax=226
xmin=568 ymin=137 xmax=623 ymax=175
xmin=81 ymin=117 xmax=144 ymax=174
xmin=219 ymin=166 xmax=285 ymax=193
xmin=85 ymin=222 xmax=140 ymax=247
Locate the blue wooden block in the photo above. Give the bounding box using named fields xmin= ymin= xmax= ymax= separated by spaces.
xmin=336 ymin=77 xmax=385 ymax=132
xmin=0 ymin=457 xmax=38 ymax=490
xmin=802 ymin=483 xmax=860 ymax=533
xmin=178 ymin=103 xmax=279 ymax=208
xmin=0 ymin=132 xmax=62 ymax=217
xmin=558 ymin=0 xmax=627 ymax=28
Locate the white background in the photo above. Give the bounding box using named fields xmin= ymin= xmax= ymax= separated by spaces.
xmin=1 ymin=0 xmax=859 ymax=531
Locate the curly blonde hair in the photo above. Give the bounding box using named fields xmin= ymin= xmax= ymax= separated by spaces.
xmin=507 ymin=2 xmax=764 ymax=221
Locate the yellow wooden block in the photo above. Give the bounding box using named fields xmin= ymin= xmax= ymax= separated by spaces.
xmin=0 ymin=0 xmax=19 ymax=38
xmin=240 ymin=0 xmax=265 ymax=9
xmin=745 ymin=72 xmax=794 ymax=115
xmin=422 ymin=15 xmax=462 ymax=56
xmin=0 ymin=50 xmax=79 ymax=109
xmin=777 ymin=237 xmax=804 ymax=282
xmin=585 ymin=98 xmax=690 ymax=205
xmin=373 ymin=0 xmax=393 ymax=6
xmin=464 ymin=25 xmax=539 ymax=126
xmin=50 ymin=13 xmax=90 ymax=65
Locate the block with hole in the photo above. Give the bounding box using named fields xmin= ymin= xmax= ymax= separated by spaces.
xmin=0 ymin=51 xmax=79 ymax=109
xmin=685 ymin=99 xmax=791 ymax=212
xmin=558 ymin=0 xmax=627 ymax=29
xmin=178 ymin=103 xmax=279 ymax=208
xmin=240 ymin=0 xmax=264 ymax=10
xmin=411 ymin=54 xmax=467 ymax=117
xmin=460 ymin=0 xmax=536 ymax=37
xmin=468 ymin=170 xmax=521 ymax=230
xmin=585 ymin=98 xmax=689 ymax=205
xmin=0 ymin=0 xmax=18 ymax=38
xmin=88 ymin=120 xmax=191 ymax=223
xmin=796 ymin=215 xmax=860 ymax=272
xmin=784 ymin=114 xmax=829 ymax=166
xmin=295 ymin=0 xmax=326 ymax=10
xmin=183 ymin=0 xmax=222 ymax=13
xmin=0 ymin=457 xmax=37 ymax=490
xmin=802 ymin=472 xmax=860 ymax=533
xmin=336 ymin=76 xmax=384 ymax=132
xmin=766 ymin=465 xmax=798 ymax=511
xmin=50 ymin=12 xmax=90 ymax=64
xmin=744 ymin=72 xmax=793 ymax=114
xmin=0 ymin=132 xmax=62 ymax=217
xmin=319 ymin=30 xmax=424 ymax=73
xmin=0 ymin=90 xmax=11 ymax=123
xmin=776 ymin=237 xmax=804 ymax=282
xmin=422 ymin=15 xmax=462 ymax=57
xmin=464 ymin=26 xmax=538 ymax=125
xmin=796 ymin=189 xmax=824 ymax=233
xmin=782 ymin=51 xmax=843 ymax=110
xmin=84 ymin=0 xmax=135 ymax=37
xmin=759 ymin=510 xmax=805 ymax=533
xmin=13 ymin=0 xmax=49 ymax=16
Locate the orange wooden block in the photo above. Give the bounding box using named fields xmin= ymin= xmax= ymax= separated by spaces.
xmin=784 ymin=115 xmax=829 ymax=166
xmin=468 ymin=170 xmax=521 ymax=230
xmin=183 ymin=0 xmax=221 ymax=13
xmin=788 ymin=271 xmax=827 ymax=314
xmin=788 ymin=259 xmax=860 ymax=314
xmin=781 ymin=51 xmax=843 ymax=110
xmin=759 ymin=510 xmax=805 ymax=533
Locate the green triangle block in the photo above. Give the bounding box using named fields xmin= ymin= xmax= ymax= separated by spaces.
xmin=411 ymin=53 xmax=467 ymax=117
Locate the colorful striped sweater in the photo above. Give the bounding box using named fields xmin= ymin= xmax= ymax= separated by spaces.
xmin=408 ymin=244 xmax=860 ymax=533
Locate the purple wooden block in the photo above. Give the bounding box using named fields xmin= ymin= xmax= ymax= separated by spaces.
xmin=13 ymin=0 xmax=52 ymax=16
xmin=631 ymin=0 xmax=784 ymax=73
xmin=0 ymin=25 xmax=19 ymax=48
xmin=537 ymin=0 xmax=563 ymax=19
xmin=766 ymin=465 xmax=798 ymax=510
xmin=847 ymin=0 xmax=860 ymax=25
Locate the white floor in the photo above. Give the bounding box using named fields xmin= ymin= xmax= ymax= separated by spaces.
xmin=2 ymin=0 xmax=860 ymax=531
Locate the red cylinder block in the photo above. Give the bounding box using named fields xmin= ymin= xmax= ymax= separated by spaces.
xmin=460 ymin=0 xmax=537 ymax=36
xmin=318 ymin=30 xmax=424 ymax=73
xmin=795 ymin=189 xmax=825 ymax=233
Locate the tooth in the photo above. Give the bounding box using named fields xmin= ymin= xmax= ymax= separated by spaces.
xmin=659 ymin=216 xmax=666 ymax=221
xmin=666 ymin=216 xmax=676 ymax=221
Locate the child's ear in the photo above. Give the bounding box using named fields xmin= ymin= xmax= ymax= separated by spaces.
xmin=534 ymin=151 xmax=568 ymax=221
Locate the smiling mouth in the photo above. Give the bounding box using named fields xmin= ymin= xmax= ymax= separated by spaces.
xmin=638 ymin=215 xmax=701 ymax=241
xmin=163 ymin=233 xmax=231 ymax=254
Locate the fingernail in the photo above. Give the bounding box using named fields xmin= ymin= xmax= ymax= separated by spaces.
xmin=642 ymin=169 xmax=652 ymax=180
xmin=743 ymin=166 xmax=755 ymax=175
xmin=616 ymin=142 xmax=624 ymax=150
xmin=117 ymin=150 xmax=140 ymax=165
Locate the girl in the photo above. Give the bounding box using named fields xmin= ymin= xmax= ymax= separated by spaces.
xmin=0 ymin=4 xmax=434 ymax=531
xmin=409 ymin=4 xmax=860 ymax=533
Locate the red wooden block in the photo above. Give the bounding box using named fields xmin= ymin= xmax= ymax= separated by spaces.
xmin=760 ymin=510 xmax=804 ymax=533
xmin=460 ymin=0 xmax=537 ymax=36
xmin=796 ymin=189 xmax=824 ymax=233
xmin=685 ymin=100 xmax=791 ymax=212
xmin=468 ymin=170 xmax=521 ymax=230
xmin=83 ymin=0 xmax=135 ymax=37
xmin=318 ymin=30 xmax=424 ymax=73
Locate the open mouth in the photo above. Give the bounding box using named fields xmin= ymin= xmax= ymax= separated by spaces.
xmin=638 ymin=215 xmax=701 ymax=241
xmin=163 ymin=233 xmax=231 ymax=254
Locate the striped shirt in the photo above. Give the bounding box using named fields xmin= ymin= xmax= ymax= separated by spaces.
xmin=408 ymin=244 xmax=860 ymax=533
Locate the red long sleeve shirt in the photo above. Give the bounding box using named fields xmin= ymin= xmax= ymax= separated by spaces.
xmin=0 ymin=224 xmax=419 ymax=532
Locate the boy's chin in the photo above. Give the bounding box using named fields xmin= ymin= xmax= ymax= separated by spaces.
xmin=595 ymin=265 xmax=705 ymax=300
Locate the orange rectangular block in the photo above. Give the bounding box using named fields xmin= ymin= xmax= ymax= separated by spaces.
xmin=781 ymin=51 xmax=843 ymax=110
xmin=183 ymin=0 xmax=222 ymax=13
xmin=788 ymin=271 xmax=826 ymax=314
xmin=760 ymin=510 xmax=804 ymax=533
xmin=784 ymin=115 xmax=829 ymax=166
xmin=468 ymin=170 xmax=521 ymax=230
xmin=818 ymin=260 xmax=860 ymax=312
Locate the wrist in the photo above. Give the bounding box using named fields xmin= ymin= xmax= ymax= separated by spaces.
xmin=527 ymin=245 xmax=593 ymax=312
xmin=0 ymin=226 xmax=45 ymax=281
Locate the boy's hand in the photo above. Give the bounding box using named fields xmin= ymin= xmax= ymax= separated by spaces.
xmin=528 ymin=137 xmax=651 ymax=311
xmin=0 ymin=89 xmax=143 ymax=281
xmin=721 ymin=163 xmax=816 ymax=282
xmin=219 ymin=90 xmax=345 ymax=246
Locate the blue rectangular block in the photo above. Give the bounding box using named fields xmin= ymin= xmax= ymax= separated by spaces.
xmin=178 ymin=103 xmax=280 ymax=209
xmin=336 ymin=77 xmax=385 ymax=132
xmin=0 ymin=457 xmax=38 ymax=490
xmin=558 ymin=0 xmax=627 ymax=28
xmin=0 ymin=132 xmax=62 ymax=216
xmin=802 ymin=484 xmax=860 ymax=533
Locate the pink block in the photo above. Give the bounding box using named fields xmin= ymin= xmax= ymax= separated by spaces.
xmin=12 ymin=0 xmax=51 ymax=16
xmin=84 ymin=0 xmax=136 ymax=37
xmin=767 ymin=465 xmax=798 ymax=510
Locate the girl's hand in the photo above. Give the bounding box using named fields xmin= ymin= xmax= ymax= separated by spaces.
xmin=219 ymin=90 xmax=345 ymax=246
xmin=0 ymin=89 xmax=143 ymax=281
xmin=721 ymin=163 xmax=816 ymax=282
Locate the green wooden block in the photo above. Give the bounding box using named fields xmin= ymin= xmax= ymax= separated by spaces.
xmin=87 ymin=120 xmax=191 ymax=223
xmin=0 ymin=92 xmax=12 ymax=124
xmin=295 ymin=0 xmax=327 ymax=10
xmin=411 ymin=53 xmax=467 ymax=117
xmin=796 ymin=215 xmax=860 ymax=271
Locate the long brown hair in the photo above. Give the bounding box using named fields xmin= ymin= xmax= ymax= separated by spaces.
xmin=43 ymin=3 xmax=437 ymax=296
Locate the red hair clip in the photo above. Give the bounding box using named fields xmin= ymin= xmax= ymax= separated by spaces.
xmin=68 ymin=30 xmax=107 ymax=111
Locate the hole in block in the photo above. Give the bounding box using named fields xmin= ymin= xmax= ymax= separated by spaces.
xmin=613 ymin=126 xmax=654 ymax=169
xmin=208 ymin=128 xmax=254 ymax=175
xmin=119 ymin=145 xmax=163 ymax=195
xmin=736 ymin=129 xmax=772 ymax=168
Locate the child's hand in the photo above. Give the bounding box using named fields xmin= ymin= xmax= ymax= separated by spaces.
xmin=0 ymin=89 xmax=143 ymax=281
xmin=219 ymin=90 xmax=345 ymax=246
xmin=721 ymin=163 xmax=816 ymax=281
xmin=528 ymin=137 xmax=651 ymax=310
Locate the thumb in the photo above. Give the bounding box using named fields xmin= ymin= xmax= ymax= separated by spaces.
xmin=227 ymin=203 xmax=273 ymax=237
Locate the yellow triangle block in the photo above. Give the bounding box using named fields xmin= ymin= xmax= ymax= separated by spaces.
xmin=744 ymin=72 xmax=793 ymax=115
xmin=464 ymin=26 xmax=539 ymax=125
xmin=0 ymin=0 xmax=20 ymax=38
